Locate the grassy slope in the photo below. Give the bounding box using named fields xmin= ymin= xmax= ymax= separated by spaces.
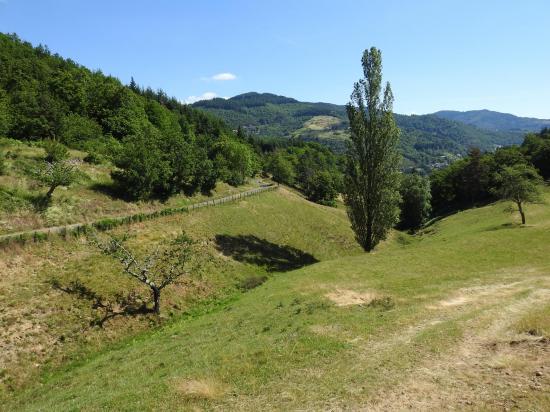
xmin=8 ymin=189 xmax=550 ymax=411
xmin=0 ymin=139 xmax=261 ymax=235
xmin=0 ymin=187 xmax=359 ymax=393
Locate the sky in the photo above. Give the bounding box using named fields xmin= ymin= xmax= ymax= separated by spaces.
xmin=0 ymin=0 xmax=549 ymax=117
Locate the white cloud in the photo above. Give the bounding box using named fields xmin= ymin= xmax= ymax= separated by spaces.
xmin=211 ymin=72 xmax=237 ymax=81
xmin=185 ymin=92 xmax=221 ymax=104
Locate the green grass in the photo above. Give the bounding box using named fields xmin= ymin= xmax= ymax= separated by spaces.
xmin=5 ymin=187 xmax=550 ymax=410
xmin=0 ymin=139 xmax=263 ymax=235
xmin=0 ymin=187 xmax=359 ymax=394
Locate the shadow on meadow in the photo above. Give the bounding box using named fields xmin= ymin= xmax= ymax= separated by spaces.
xmin=50 ymin=278 xmax=152 ymax=327
xmin=214 ymin=234 xmax=318 ymax=272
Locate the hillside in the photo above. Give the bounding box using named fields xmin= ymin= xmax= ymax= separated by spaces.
xmin=194 ymin=92 xmax=523 ymax=170
xmin=0 ymin=186 xmax=360 ymax=394
xmin=7 ymin=187 xmax=550 ymax=410
xmin=0 ymin=139 xmax=264 ymax=235
xmin=434 ymin=109 xmax=550 ymax=133
xmin=0 ymin=33 xmax=262 ymax=202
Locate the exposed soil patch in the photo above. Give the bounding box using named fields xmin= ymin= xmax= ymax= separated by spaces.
xmin=325 ymin=289 xmax=377 ymax=307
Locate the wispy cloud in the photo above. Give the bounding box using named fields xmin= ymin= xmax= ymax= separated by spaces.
xmin=201 ymin=72 xmax=237 ymax=81
xmin=185 ymin=92 xmax=221 ymax=104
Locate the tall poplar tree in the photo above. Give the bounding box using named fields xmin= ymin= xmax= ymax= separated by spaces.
xmin=344 ymin=47 xmax=401 ymax=251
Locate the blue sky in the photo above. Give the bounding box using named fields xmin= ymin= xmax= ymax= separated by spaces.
xmin=1 ymin=0 xmax=549 ymax=117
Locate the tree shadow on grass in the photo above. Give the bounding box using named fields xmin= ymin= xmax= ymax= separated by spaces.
xmin=89 ymin=182 xmax=133 ymax=202
xmin=214 ymin=234 xmax=318 ymax=272
xmin=29 ymin=193 xmax=51 ymax=212
xmin=484 ymin=222 xmax=522 ymax=232
xmin=50 ymin=278 xmax=152 ymax=327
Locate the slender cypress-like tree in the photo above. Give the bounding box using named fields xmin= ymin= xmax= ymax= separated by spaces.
xmin=344 ymin=47 xmax=401 ymax=251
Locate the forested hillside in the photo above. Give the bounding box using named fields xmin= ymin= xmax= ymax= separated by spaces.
xmin=434 ymin=109 xmax=550 ymax=133
xmin=0 ymin=33 xmax=258 ymax=200
xmin=194 ymin=92 xmax=524 ymax=170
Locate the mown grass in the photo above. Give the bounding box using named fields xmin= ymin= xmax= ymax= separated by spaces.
xmin=6 ymin=187 xmax=550 ymax=410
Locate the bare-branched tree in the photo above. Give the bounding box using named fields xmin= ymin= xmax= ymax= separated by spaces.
xmin=90 ymin=232 xmax=194 ymax=314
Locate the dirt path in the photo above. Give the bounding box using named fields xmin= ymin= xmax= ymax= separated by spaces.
xmin=363 ymin=274 xmax=550 ymax=411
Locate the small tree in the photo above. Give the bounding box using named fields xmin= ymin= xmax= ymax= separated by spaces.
xmin=34 ymin=160 xmax=77 ymax=201
xmin=493 ymin=164 xmax=542 ymax=225
xmin=91 ymin=232 xmax=194 ymax=314
xmin=399 ymin=173 xmax=431 ymax=231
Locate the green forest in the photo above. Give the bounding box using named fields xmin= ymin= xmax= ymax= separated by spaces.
xmin=194 ymin=92 xmax=525 ymax=170
xmin=0 ymin=33 xmax=259 ymax=200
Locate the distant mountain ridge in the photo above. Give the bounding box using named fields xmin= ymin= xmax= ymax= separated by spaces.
xmin=194 ymin=92 xmax=526 ymax=170
xmin=433 ymin=109 xmax=550 ymax=133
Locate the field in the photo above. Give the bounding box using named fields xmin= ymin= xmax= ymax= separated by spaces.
xmin=0 ymin=186 xmax=360 ymax=395
xmin=3 ymin=182 xmax=549 ymax=410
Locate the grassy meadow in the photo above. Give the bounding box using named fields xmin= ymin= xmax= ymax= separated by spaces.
xmin=0 ymin=186 xmax=360 ymax=395
xmin=3 ymin=183 xmax=549 ymax=410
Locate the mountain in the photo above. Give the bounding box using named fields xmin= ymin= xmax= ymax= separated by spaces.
xmin=194 ymin=92 xmax=523 ymax=170
xmin=433 ymin=109 xmax=550 ymax=133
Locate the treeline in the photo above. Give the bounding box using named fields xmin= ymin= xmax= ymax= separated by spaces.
xmin=431 ymin=128 xmax=549 ymax=214
xmin=0 ymin=33 xmax=257 ymax=199
xmin=249 ymin=138 xmax=343 ymax=206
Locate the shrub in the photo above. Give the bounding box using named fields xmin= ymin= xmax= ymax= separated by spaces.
xmin=42 ymin=139 xmax=69 ymax=162
xmin=83 ymin=152 xmax=104 ymax=164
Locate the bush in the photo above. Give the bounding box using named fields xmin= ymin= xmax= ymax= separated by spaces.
xmin=42 ymin=139 xmax=69 ymax=162
xmin=83 ymin=152 xmax=104 ymax=164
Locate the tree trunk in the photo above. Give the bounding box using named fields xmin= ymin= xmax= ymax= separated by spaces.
xmin=517 ymin=201 xmax=526 ymax=225
xmin=365 ymin=217 xmax=374 ymax=252
xmin=46 ymin=185 xmax=56 ymax=200
xmin=151 ymin=286 xmax=161 ymax=314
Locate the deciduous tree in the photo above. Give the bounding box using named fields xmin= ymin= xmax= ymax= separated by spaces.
xmin=91 ymin=232 xmax=195 ymax=314
xmin=343 ymin=47 xmax=401 ymax=251
xmin=493 ymin=164 xmax=542 ymax=225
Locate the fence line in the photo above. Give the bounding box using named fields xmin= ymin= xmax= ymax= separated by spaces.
xmin=0 ymin=184 xmax=278 ymax=248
